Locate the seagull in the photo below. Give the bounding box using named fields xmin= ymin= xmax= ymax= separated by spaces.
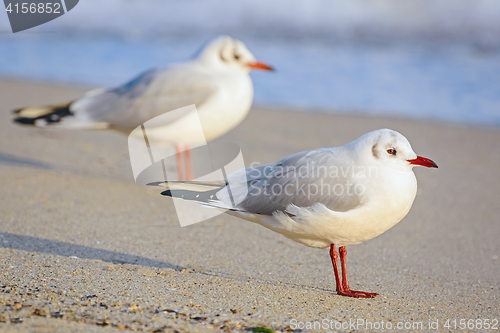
xmin=13 ymin=35 xmax=273 ymax=180
xmin=157 ymin=129 xmax=438 ymax=298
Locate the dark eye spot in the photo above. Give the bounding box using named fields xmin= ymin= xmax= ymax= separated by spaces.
xmin=233 ymin=54 xmax=240 ymax=60
xmin=387 ymin=148 xmax=397 ymax=155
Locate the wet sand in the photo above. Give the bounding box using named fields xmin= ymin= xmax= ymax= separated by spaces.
xmin=0 ymin=79 xmax=498 ymax=332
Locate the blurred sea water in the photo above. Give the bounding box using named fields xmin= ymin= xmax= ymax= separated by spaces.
xmin=1 ymin=0 xmax=500 ymax=126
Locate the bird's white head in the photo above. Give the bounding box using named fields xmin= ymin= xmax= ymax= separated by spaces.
xmin=353 ymin=129 xmax=438 ymax=172
xmin=196 ymin=35 xmax=274 ymax=72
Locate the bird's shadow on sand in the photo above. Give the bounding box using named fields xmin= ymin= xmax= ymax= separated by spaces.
xmin=0 ymin=232 xmax=338 ymax=294
xmin=0 ymin=152 xmax=53 ymax=170
xmin=0 ymin=232 xmax=184 ymax=271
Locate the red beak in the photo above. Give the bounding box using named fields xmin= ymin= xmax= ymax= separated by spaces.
xmin=407 ymin=156 xmax=438 ymax=168
xmin=248 ymin=61 xmax=274 ymax=71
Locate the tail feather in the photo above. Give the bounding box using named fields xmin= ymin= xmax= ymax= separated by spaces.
xmin=13 ymin=102 xmax=73 ymax=126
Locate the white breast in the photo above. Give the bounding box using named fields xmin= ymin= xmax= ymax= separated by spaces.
xmin=198 ymin=72 xmax=254 ymax=142
xmin=140 ymin=71 xmax=253 ymax=146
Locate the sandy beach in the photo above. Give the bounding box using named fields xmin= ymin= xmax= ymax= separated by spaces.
xmin=0 ymin=78 xmax=498 ymax=332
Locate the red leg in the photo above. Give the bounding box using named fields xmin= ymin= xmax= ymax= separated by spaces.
xmin=338 ymin=246 xmax=378 ymax=298
xmin=175 ymin=144 xmax=185 ymax=181
xmin=329 ymin=244 xmax=342 ymax=293
xmin=184 ymin=145 xmax=193 ymax=181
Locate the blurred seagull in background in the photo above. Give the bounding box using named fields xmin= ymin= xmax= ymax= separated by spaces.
xmin=13 ymin=35 xmax=273 ymax=180
xmin=158 ymin=129 xmax=438 ymax=298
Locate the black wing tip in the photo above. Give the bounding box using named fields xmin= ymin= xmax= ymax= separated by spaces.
xmin=12 ymin=103 xmax=74 ymax=126
xmin=160 ymin=188 xmax=220 ymax=203
xmin=161 ymin=190 xmax=172 ymax=197
xmin=13 ymin=117 xmax=37 ymax=125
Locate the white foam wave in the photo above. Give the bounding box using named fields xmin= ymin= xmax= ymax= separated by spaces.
xmin=2 ymin=0 xmax=500 ymax=46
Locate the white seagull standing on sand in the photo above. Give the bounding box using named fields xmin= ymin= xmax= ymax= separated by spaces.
xmin=13 ymin=35 xmax=273 ymax=180
xmin=159 ymin=129 xmax=438 ymax=298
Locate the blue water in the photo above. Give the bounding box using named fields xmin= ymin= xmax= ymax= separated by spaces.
xmin=1 ymin=35 xmax=500 ymax=126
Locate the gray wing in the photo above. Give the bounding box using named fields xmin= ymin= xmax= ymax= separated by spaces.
xmin=70 ymin=63 xmax=218 ymax=129
xmin=232 ymin=148 xmax=366 ymax=215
